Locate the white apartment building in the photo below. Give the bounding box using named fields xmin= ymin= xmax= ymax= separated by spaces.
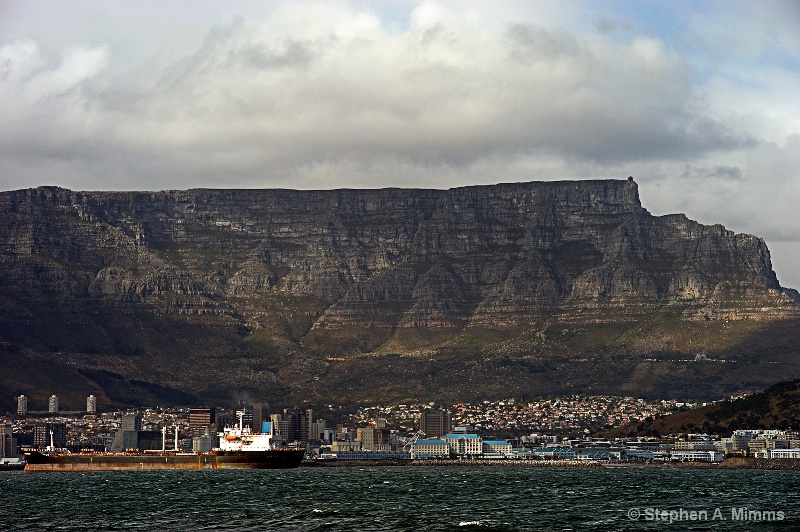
xmin=669 ymin=450 xmax=723 ymax=462
xmin=48 ymin=395 xmax=59 ymax=414
xmin=411 ymin=439 xmax=450 ymax=459
xmin=755 ymin=448 xmax=800 ymax=459
xmin=482 ymin=440 xmax=513 ymax=458
xmin=17 ymin=395 xmax=27 ymax=415
xmin=443 ymin=434 xmax=483 ymax=457
xmin=87 ymin=394 xmax=97 ymax=414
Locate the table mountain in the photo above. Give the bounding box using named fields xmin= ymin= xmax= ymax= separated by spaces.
xmin=2 ymin=178 xmax=799 ymax=410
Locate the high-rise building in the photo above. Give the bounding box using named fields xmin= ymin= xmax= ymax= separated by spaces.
xmin=216 ymin=412 xmax=235 ymax=432
xmin=86 ymin=394 xmax=97 ymax=414
xmin=419 ymin=410 xmax=452 ymax=438
xmin=236 ymin=402 xmax=254 ymax=429
xmin=48 ymin=395 xmax=59 ymax=414
xmin=33 ymin=422 xmax=67 ymax=449
xmin=284 ymin=407 xmax=309 ymax=443
xmin=252 ymin=403 xmax=265 ymax=433
xmin=17 ymin=395 xmax=27 ymax=416
xmin=310 ymin=418 xmax=327 ymax=442
xmin=189 ymin=407 xmax=216 ymax=432
xmin=1 ymin=423 xmax=16 ymax=458
xmin=120 ymin=412 xmax=142 ymax=432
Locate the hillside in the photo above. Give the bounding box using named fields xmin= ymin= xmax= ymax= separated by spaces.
xmin=600 ymin=379 xmax=800 ymax=437
xmin=2 ymin=178 xmax=799 ymax=410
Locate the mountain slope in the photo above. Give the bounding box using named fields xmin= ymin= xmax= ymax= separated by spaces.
xmin=2 ymin=178 xmax=799 ymax=410
xmin=600 ymin=379 xmax=800 ymax=437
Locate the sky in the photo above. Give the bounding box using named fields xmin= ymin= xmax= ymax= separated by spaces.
xmin=1 ymin=0 xmax=799 ymax=288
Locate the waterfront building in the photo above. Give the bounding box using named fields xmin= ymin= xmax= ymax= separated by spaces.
xmin=333 ymin=451 xmax=411 ymax=460
xmin=577 ymin=450 xmax=610 ymax=461
xmin=419 ymin=410 xmax=452 ymax=438
xmin=86 ymin=394 xmax=97 ymax=414
xmin=48 ymin=395 xmax=59 ymax=414
xmin=755 ymin=448 xmax=800 ymax=459
xmin=669 ymin=450 xmax=723 ymax=462
xmin=332 ymin=439 xmax=361 ymax=452
xmin=17 ymin=395 xmax=27 ymax=416
xmin=623 ymin=448 xmax=655 ymax=462
xmin=482 ymin=439 xmax=513 ymax=458
xmin=442 ymin=433 xmax=482 ymax=457
xmin=531 ymin=447 xmax=576 ymax=460
xmin=410 ymin=439 xmax=450 ymax=459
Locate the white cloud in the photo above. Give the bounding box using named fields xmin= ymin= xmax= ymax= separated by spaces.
xmin=0 ymin=0 xmax=798 ymax=286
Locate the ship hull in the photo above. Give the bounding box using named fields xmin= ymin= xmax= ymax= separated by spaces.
xmin=23 ymin=449 xmax=305 ymax=473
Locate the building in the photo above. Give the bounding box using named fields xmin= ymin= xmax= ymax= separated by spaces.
xmin=17 ymin=395 xmax=27 ymax=416
xmin=1 ymin=424 xmax=17 ymax=458
xmin=669 ymin=450 xmax=723 ymax=462
xmin=110 ymin=430 xmax=162 ymax=452
xmin=86 ymin=394 xmax=97 ymax=414
xmin=285 ymin=407 xmax=310 ymax=443
xmin=442 ymin=434 xmax=483 ymax=457
xmin=332 ymin=439 xmax=361 ymax=452
xmin=33 ymin=422 xmax=67 ymax=449
xmin=531 ymin=447 xmax=576 ymax=460
xmin=411 ymin=439 xmax=450 ymax=459
xmin=310 ymin=418 xmax=327 ymax=443
xmin=192 ymin=427 xmax=214 ymax=453
xmin=48 ymin=395 xmax=59 ymax=414
xmin=121 ymin=412 xmax=142 ymax=432
xmin=673 ymin=441 xmax=715 ymax=451
xmin=240 ymin=403 xmax=254 ymax=429
xmin=419 ymin=410 xmax=452 ymax=438
xmin=189 ymin=407 xmax=216 ymax=435
xmin=357 ymin=426 xmax=391 ymax=451
xmin=110 ymin=412 xmax=149 ymax=452
xmin=216 ymin=412 xmax=235 ymax=432
xmin=482 ymin=440 xmax=513 ymax=458
xmin=755 ymin=448 xmax=800 ymax=459
xmin=251 ymin=403 xmax=265 ymax=432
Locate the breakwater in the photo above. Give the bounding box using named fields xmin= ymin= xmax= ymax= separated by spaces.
xmin=303 ymin=458 xmax=603 ymax=468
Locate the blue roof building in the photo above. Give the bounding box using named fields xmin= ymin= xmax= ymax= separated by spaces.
xmin=443 ymin=433 xmax=482 ymax=456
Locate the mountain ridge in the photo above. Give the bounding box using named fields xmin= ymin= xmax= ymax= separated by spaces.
xmin=2 ymin=178 xmax=799 ymax=410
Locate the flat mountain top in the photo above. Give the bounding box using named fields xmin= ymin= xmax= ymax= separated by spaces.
xmin=2 ymin=179 xmax=799 ymax=410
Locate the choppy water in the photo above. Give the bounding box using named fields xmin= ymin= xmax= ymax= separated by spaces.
xmin=2 ymin=466 xmax=798 ymax=530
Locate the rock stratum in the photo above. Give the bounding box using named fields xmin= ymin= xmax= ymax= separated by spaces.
xmin=2 ymin=178 xmax=799 ymax=410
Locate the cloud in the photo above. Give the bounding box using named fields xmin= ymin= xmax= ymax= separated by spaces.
xmin=0 ymin=1 xmax=798 ymax=286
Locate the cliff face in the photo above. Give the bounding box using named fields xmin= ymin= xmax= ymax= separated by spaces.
xmin=2 ymin=179 xmax=799 ymax=408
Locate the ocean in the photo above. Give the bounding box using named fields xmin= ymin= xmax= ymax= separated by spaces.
xmin=2 ymin=466 xmax=798 ymax=530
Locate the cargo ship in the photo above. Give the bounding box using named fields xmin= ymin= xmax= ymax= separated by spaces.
xmin=23 ymin=411 xmax=305 ymax=473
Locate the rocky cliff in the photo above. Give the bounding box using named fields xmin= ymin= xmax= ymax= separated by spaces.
xmin=2 ymin=178 xmax=799 ymax=409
